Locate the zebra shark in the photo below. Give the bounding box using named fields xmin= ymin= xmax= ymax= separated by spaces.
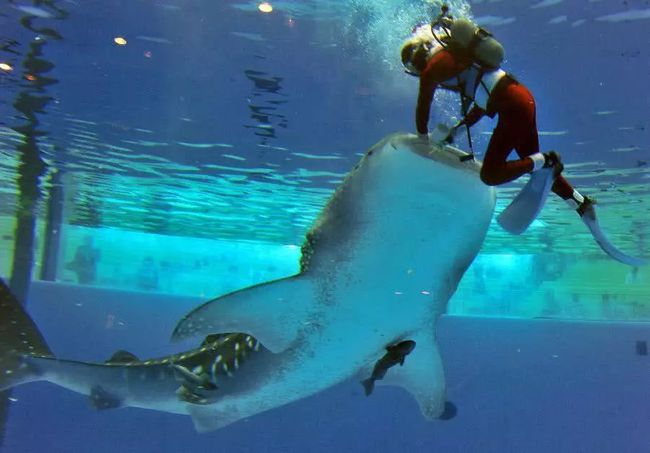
xmin=0 ymin=133 xmax=496 ymax=432
xmin=0 ymin=277 xmax=271 ymax=415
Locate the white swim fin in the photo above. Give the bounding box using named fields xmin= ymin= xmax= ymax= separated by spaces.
xmin=497 ymin=168 xmax=555 ymax=235
xmin=579 ymin=199 xmax=647 ymax=266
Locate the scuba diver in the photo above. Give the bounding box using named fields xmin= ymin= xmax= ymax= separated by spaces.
xmin=400 ymin=6 xmax=646 ymax=267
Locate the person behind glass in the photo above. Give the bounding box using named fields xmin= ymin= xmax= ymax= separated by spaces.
xmin=136 ymin=256 xmax=159 ymax=291
xmin=66 ymin=235 xmax=100 ymax=284
xmin=400 ymin=17 xmax=593 ymax=217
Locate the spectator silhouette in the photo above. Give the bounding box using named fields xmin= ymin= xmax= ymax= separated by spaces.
xmin=66 ymin=235 xmax=100 ymax=284
xmin=136 ymin=256 xmax=159 ymax=291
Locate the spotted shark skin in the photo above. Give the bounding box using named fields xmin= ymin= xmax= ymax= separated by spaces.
xmin=172 ymin=133 xmax=496 ymax=431
xmin=0 ymin=278 xmax=270 ymax=416
xmin=0 ymin=133 xmax=495 ymax=432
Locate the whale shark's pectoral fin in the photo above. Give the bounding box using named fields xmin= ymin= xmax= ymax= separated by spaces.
xmin=172 ymin=275 xmax=313 ymax=353
xmin=375 ymin=329 xmax=447 ymax=420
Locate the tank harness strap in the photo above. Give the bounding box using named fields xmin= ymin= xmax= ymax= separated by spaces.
xmin=456 ymin=75 xmax=476 ymax=162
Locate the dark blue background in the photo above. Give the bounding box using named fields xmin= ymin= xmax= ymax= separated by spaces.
xmin=4 ymin=0 xmax=649 ymax=174
xmin=3 ymin=282 xmax=650 ymax=453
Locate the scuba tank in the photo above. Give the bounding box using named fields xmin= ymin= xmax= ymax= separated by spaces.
xmin=430 ymin=5 xmax=504 ymax=70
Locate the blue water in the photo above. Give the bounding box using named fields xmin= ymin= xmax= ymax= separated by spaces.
xmin=1 ymin=0 xmax=650 ymax=451
xmin=4 ymin=282 xmax=650 ymax=452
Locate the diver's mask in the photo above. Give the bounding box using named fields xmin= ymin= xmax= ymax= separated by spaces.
xmin=402 ymin=41 xmax=433 ymax=77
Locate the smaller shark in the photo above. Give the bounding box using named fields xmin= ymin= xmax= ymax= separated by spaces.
xmin=0 ymin=278 xmax=269 ymax=421
xmin=361 ymin=340 xmax=416 ymax=396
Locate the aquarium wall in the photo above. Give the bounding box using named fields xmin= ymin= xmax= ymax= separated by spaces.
xmin=0 ymin=0 xmax=648 ymax=319
xmin=0 ymin=213 xmax=647 ymax=320
xmin=0 ymin=216 xmax=300 ymax=297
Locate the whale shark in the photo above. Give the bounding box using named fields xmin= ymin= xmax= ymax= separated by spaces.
xmin=0 ymin=133 xmax=496 ymax=431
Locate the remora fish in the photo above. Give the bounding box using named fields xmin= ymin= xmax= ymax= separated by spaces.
xmin=0 ymin=133 xmax=495 ymax=431
xmin=361 ymin=340 xmax=416 ymax=396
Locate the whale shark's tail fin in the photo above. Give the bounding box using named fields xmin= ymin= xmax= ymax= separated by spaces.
xmin=0 ymin=278 xmax=52 ymax=391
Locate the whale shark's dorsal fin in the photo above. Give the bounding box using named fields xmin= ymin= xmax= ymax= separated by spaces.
xmin=172 ymin=275 xmax=314 ymax=353
xmin=105 ymin=350 xmax=139 ymax=364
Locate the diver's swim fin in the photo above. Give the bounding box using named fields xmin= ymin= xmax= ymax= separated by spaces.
xmin=579 ymin=199 xmax=647 ymax=266
xmin=497 ymin=168 xmax=555 ymax=235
